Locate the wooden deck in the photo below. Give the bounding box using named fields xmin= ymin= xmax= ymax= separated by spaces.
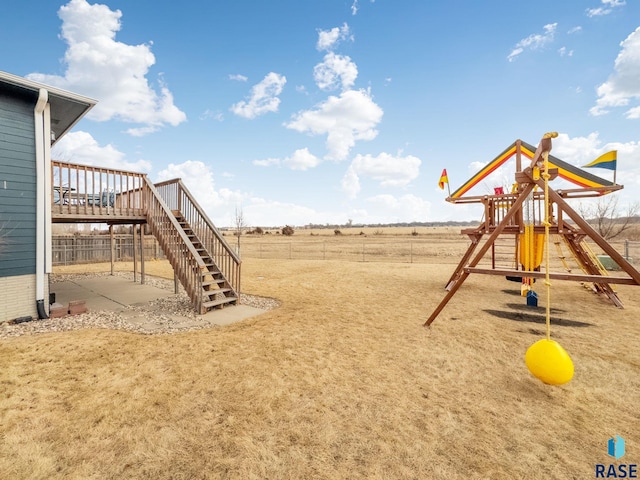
xmin=50 ymin=161 xmax=242 ymax=314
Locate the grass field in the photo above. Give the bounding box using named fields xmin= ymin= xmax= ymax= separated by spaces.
xmin=1 ymin=227 xmax=639 ymax=479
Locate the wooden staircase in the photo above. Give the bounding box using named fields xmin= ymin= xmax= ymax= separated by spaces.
xmin=144 ymin=177 xmax=241 ymax=314
xmin=172 ymin=211 xmax=238 ymax=309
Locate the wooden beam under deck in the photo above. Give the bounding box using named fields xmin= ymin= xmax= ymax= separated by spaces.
xmin=52 ymin=212 xmax=147 ymax=224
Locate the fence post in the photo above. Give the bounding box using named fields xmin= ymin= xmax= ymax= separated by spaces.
xmin=625 ymin=240 xmax=629 ymax=260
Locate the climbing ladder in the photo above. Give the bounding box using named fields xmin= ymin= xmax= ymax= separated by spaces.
xmin=561 ymin=230 xmax=621 ymax=306
xmin=554 ymin=236 xmax=572 ymax=273
xmin=491 ymin=235 xmax=518 ymax=270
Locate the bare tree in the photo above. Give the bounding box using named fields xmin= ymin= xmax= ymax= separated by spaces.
xmin=0 ymin=225 xmax=6 ymax=254
xmin=234 ymin=206 xmax=247 ymax=254
xmin=579 ymin=195 xmax=640 ymax=240
xmin=0 ymin=222 xmax=13 ymax=255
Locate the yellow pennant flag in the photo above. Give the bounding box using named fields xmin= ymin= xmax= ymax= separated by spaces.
xmin=438 ymin=169 xmax=449 ymax=190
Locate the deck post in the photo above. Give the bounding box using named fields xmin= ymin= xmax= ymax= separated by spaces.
xmin=140 ymin=224 xmax=145 ymax=285
xmin=109 ymin=224 xmax=115 ymax=276
xmin=133 ymin=224 xmax=138 ymax=283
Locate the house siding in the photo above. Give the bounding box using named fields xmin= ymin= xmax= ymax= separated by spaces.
xmin=0 ymin=88 xmax=37 ymax=279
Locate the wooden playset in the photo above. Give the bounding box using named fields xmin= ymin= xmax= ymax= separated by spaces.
xmin=425 ymin=133 xmax=640 ymax=328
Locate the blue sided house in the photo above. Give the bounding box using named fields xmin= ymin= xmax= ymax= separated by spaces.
xmin=0 ymin=71 xmax=95 ymax=322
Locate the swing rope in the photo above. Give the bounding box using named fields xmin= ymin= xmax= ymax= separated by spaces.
xmin=541 ymin=132 xmax=557 ymax=341
xmin=524 ymin=132 xmax=574 ymax=386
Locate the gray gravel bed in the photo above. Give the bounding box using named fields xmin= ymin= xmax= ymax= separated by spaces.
xmin=0 ymin=272 xmax=279 ymax=339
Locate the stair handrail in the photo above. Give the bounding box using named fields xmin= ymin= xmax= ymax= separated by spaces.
xmin=154 ymin=178 xmax=241 ymax=295
xmin=143 ymin=177 xmax=208 ymax=312
xmin=181 ymin=178 xmax=240 ymax=263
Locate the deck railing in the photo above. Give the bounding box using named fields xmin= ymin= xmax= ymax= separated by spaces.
xmin=155 ymin=178 xmax=241 ymax=295
xmin=51 ymin=161 xmax=146 ymax=220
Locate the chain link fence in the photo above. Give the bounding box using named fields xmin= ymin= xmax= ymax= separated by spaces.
xmin=52 ymin=234 xmax=639 ymax=268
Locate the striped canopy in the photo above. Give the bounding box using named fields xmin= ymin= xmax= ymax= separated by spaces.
xmin=450 ymin=140 xmax=613 ymax=198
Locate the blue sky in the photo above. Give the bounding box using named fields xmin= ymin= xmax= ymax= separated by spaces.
xmin=1 ymin=0 xmax=639 ymax=227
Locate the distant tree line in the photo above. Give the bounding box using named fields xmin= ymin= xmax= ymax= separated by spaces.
xmin=301 ymin=220 xmax=480 ymax=230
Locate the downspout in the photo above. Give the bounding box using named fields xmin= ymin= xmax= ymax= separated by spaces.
xmin=34 ymin=88 xmax=49 ymax=319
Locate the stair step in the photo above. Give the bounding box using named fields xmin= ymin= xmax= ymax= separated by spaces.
xmin=202 ymin=268 xmax=222 ymax=276
xmin=204 ymin=288 xmax=232 ymax=297
xmin=202 ymin=279 xmax=226 ymax=287
xmin=203 ymin=296 xmax=238 ymax=309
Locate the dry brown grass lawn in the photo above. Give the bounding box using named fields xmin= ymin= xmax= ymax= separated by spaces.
xmin=1 ymin=229 xmax=639 ymax=479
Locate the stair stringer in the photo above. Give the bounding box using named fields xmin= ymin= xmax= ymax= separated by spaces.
xmin=172 ymin=211 xmax=238 ymax=309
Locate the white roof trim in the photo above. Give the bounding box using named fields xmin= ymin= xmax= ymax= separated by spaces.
xmin=0 ymin=70 xmax=97 ymax=106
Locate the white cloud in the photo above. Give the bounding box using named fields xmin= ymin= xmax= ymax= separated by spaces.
xmin=283 ymin=148 xmax=321 ymax=170
xmin=341 ymin=166 xmax=361 ymax=198
xmin=316 ymin=23 xmax=352 ymax=51
xmin=230 ymin=72 xmax=287 ymax=119
xmin=229 ymin=74 xmax=248 ymax=82
xmin=364 ymin=194 xmax=432 ymax=223
xmin=243 ymin=199 xmax=328 ymax=227
xmin=285 ymin=89 xmax=383 ymax=161
xmin=464 ymin=160 xmax=514 ymax=196
xmin=314 ymin=52 xmax=358 ymax=91
xmin=253 ymin=149 xmax=321 ymax=171
xmin=342 ymin=152 xmax=421 ymax=198
xmin=350 ymin=0 xmax=375 ymax=17
xmin=558 ymin=47 xmax=573 ymax=57
xmin=568 ymin=26 xmax=582 ymax=34
xmin=27 ymin=0 xmax=186 ymax=134
xmin=507 ymin=23 xmax=558 ymax=62
xmin=552 ymin=132 xmax=604 ymax=164
xmin=155 ymin=160 xmax=246 ymax=223
xmin=586 ymin=0 xmax=625 ymax=17
xmin=590 ymin=27 xmax=640 ymax=117
xmin=625 ymin=106 xmax=640 ymax=119
xmin=253 ymin=158 xmax=281 ymax=167
xmin=125 ymin=126 xmax=159 ymax=137
xmin=200 ymin=109 xmax=224 ymax=121
xmin=52 ymin=131 xmax=151 ymax=172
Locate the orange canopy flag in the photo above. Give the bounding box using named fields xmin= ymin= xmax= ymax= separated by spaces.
xmin=438 ymin=169 xmax=449 ymax=190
